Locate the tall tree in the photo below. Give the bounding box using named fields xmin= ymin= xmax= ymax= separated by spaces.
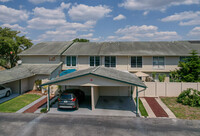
xmin=73 ymin=38 xmax=89 ymax=42
xmin=170 ymin=50 xmax=200 ymax=82
xmin=0 ymin=27 xmax=33 ymax=68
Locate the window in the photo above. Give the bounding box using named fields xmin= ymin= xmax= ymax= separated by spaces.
xmin=180 ymin=56 xmax=190 ymax=62
xmin=153 ymin=56 xmax=164 ymax=69
xmin=66 ymin=56 xmax=76 ymax=66
xmin=105 ymin=56 xmax=116 ymax=67
xmin=90 ymin=56 xmax=100 ymax=66
xmin=131 ymin=56 xmax=142 ymax=68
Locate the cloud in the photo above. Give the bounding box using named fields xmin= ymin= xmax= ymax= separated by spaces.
xmin=27 ymin=5 xmax=67 ymax=29
xmin=0 ymin=5 xmax=29 ymax=23
xmin=143 ymin=11 xmax=149 ymax=16
xmin=161 ymin=11 xmax=200 ymax=26
xmin=113 ymin=14 xmax=126 ymax=21
xmin=107 ymin=25 xmax=181 ymax=41
xmin=68 ymin=4 xmax=112 ymax=21
xmin=1 ymin=24 xmax=27 ymax=34
xmin=60 ymin=2 xmax=71 ymax=10
xmin=28 ymin=0 xmax=56 ymax=4
xmin=0 ymin=0 xmax=11 ymax=2
xmin=188 ymin=27 xmax=200 ymax=36
xmin=119 ymin=0 xmax=200 ymax=11
xmin=80 ymin=33 xmax=93 ymax=38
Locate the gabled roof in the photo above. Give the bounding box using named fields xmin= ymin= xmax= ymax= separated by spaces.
xmin=41 ymin=66 xmax=146 ymax=88
xmin=62 ymin=41 xmax=200 ymax=56
xmin=0 ymin=63 xmax=62 ymax=84
xmin=19 ymin=41 xmax=73 ymax=56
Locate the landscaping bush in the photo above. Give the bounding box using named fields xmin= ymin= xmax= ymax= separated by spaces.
xmin=177 ymin=88 xmax=200 ymax=107
xmin=40 ymin=108 xmax=47 ymax=113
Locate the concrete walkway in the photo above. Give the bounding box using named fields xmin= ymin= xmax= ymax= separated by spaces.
xmin=0 ymin=94 xmax=19 ymax=104
xmin=140 ymin=97 xmax=176 ymax=118
xmin=16 ymin=96 xmax=46 ymax=113
xmin=156 ymin=98 xmax=176 ymax=118
xmin=140 ymin=98 xmax=156 ymax=118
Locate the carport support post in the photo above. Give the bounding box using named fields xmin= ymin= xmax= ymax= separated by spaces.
xmin=136 ymin=86 xmax=139 ymax=116
xmin=47 ymin=85 xmax=50 ymax=112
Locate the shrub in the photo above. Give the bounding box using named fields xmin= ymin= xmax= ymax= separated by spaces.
xmin=177 ymin=88 xmax=200 ymax=107
xmin=158 ymin=74 xmax=166 ymax=82
xmin=40 ymin=108 xmax=47 ymax=113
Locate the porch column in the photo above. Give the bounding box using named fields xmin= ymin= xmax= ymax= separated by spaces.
xmin=136 ymin=86 xmax=139 ymax=116
xmin=47 ymin=85 xmax=50 ymax=111
xmin=91 ymin=86 xmax=95 ymax=110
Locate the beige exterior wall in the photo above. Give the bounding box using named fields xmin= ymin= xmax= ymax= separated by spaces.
xmin=20 ymin=56 xmax=60 ymax=64
xmin=99 ymin=86 xmax=130 ymax=96
xmin=4 ymin=80 xmax=20 ymax=94
xmin=139 ymin=82 xmax=200 ymax=97
xmin=61 ymin=55 xmax=180 ymax=74
xmin=52 ymin=74 xmax=130 ymax=86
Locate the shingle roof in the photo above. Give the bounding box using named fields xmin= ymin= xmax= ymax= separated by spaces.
xmin=41 ymin=66 xmax=146 ymax=88
xmin=19 ymin=41 xmax=73 ymax=56
xmin=62 ymin=41 xmax=200 ymax=56
xmin=0 ymin=63 xmax=62 ymax=84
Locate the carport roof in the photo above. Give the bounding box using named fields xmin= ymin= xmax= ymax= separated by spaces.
xmin=0 ymin=63 xmax=62 ymax=84
xmin=41 ymin=66 xmax=147 ymax=88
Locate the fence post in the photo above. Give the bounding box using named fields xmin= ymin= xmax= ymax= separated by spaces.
xmin=181 ymin=82 xmax=183 ymax=92
xmin=165 ymin=82 xmax=167 ymax=97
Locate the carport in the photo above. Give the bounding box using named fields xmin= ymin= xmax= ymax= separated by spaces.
xmin=41 ymin=66 xmax=147 ymax=115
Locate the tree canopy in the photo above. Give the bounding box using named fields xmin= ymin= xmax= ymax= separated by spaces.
xmin=73 ymin=38 xmax=89 ymax=42
xmin=0 ymin=27 xmax=33 ymax=68
xmin=170 ymin=50 xmax=200 ymax=82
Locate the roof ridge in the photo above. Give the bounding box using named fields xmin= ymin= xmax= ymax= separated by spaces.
xmin=91 ymin=66 xmax=100 ymax=73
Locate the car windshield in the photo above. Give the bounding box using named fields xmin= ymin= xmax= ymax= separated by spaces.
xmin=61 ymin=94 xmax=73 ymax=99
xmin=0 ymin=85 xmax=5 ymax=90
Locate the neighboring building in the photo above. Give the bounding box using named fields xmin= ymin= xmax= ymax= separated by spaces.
xmin=1 ymin=40 xmax=200 ymax=94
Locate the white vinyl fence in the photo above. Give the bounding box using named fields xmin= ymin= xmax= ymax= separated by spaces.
xmin=138 ymin=82 xmax=200 ymax=97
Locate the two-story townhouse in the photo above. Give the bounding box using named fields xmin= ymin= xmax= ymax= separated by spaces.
xmin=61 ymin=41 xmax=200 ymax=82
xmin=1 ymin=40 xmax=200 ymax=94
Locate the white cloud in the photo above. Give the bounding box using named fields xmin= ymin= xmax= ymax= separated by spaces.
xmin=68 ymin=4 xmax=112 ymax=21
xmin=161 ymin=11 xmax=200 ymax=26
xmin=113 ymin=14 xmax=126 ymax=21
xmin=188 ymin=27 xmax=200 ymax=36
xmin=60 ymin=2 xmax=71 ymax=10
xmin=119 ymin=0 xmax=200 ymax=11
xmin=109 ymin=25 xmax=181 ymax=41
xmin=27 ymin=6 xmax=67 ymax=29
xmin=0 ymin=0 xmax=11 ymax=2
xmin=1 ymin=24 xmax=27 ymax=34
xmin=143 ymin=11 xmax=149 ymax=16
xmin=80 ymin=33 xmax=93 ymax=38
xmin=0 ymin=5 xmax=29 ymax=23
xmin=28 ymin=0 xmax=56 ymax=4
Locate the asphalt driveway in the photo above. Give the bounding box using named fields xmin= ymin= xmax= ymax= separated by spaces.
xmin=47 ymin=96 xmax=136 ymax=117
xmin=0 ymin=113 xmax=199 ymax=136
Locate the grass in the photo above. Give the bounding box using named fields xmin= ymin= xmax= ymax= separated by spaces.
xmin=161 ymin=97 xmax=200 ymax=120
xmin=0 ymin=94 xmax=41 ymax=113
xmin=135 ymin=98 xmax=148 ymax=117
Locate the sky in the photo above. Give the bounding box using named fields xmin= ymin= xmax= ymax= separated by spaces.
xmin=0 ymin=0 xmax=200 ymax=44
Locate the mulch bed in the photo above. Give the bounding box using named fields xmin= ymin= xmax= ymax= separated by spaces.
xmin=145 ymin=97 xmax=168 ymax=117
xmin=23 ymin=96 xmax=54 ymax=113
xmin=25 ymin=90 xmax=44 ymax=96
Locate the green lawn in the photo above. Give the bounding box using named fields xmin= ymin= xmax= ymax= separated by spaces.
xmin=161 ymin=97 xmax=200 ymax=120
xmin=0 ymin=94 xmax=41 ymax=113
xmin=135 ymin=98 xmax=148 ymax=117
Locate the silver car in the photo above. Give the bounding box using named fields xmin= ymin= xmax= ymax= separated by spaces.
xmin=0 ymin=85 xmax=12 ymax=98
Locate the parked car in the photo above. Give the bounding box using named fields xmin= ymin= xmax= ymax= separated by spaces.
xmin=57 ymin=89 xmax=85 ymax=110
xmin=0 ymin=85 xmax=12 ymax=98
xmin=58 ymin=93 xmax=79 ymax=110
xmin=63 ymin=89 xmax=85 ymax=103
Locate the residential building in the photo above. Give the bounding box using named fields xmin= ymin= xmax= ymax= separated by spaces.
xmin=1 ymin=41 xmax=200 ymax=94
